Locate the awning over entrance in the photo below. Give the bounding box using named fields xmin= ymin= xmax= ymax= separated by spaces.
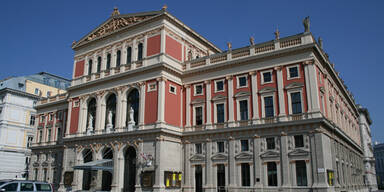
xmin=73 ymin=159 xmax=113 ymax=172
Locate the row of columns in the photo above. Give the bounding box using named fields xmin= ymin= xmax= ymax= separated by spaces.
xmin=184 ymin=60 xmax=321 ymax=127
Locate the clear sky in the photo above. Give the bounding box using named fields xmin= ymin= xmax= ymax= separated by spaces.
xmin=1 ymin=1 xmax=383 ymax=142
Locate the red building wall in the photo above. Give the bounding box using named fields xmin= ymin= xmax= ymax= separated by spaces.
xmin=165 ymin=35 xmax=182 ymax=61
xmin=74 ymin=60 xmax=85 ymax=78
xmin=233 ymin=74 xmax=253 ymax=121
xmin=165 ymin=81 xmax=181 ymax=127
xmin=257 ymin=69 xmax=279 ymax=117
xmin=146 ymin=35 xmax=161 ymax=57
xmin=282 ymin=63 xmax=308 ymax=114
xmin=190 ymin=82 xmax=206 ymax=125
xmin=145 ymin=80 xmax=158 ymax=124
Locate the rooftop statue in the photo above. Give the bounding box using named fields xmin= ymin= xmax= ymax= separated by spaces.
xmin=303 ymin=16 xmax=310 ymax=33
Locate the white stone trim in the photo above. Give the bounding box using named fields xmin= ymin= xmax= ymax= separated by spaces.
xmin=169 ymin=84 xmax=177 ymax=95
xmin=261 ymin=93 xmax=276 ymax=118
xmin=287 ymin=89 xmax=304 ymax=115
xmin=194 ymin=83 xmax=204 ymax=96
xmin=261 ymin=70 xmax=273 ymax=85
xmin=236 ymin=74 xmax=248 ymax=89
xmin=214 ymin=79 xmax=225 ymax=93
xmin=236 ymin=97 xmax=250 ymax=121
xmin=147 ymin=82 xmax=157 ymax=92
xmin=286 ymin=64 xmax=300 ymax=80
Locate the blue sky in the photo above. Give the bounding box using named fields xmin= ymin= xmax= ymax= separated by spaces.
xmin=1 ymin=1 xmax=383 ymax=142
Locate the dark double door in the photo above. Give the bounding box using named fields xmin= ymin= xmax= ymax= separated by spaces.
xmin=124 ymin=147 xmax=136 ymax=192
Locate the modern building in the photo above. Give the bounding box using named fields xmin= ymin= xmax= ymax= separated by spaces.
xmin=0 ymin=72 xmax=69 ymax=179
xmin=29 ymin=7 xmax=374 ymax=192
xmin=374 ymin=143 xmax=384 ymax=189
xmin=358 ymin=105 xmax=378 ymax=191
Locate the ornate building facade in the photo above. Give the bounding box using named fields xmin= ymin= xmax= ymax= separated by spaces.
xmin=30 ymin=7 xmax=374 ymax=192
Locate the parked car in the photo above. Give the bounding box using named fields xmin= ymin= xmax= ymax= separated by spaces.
xmin=0 ymin=180 xmax=53 ymax=192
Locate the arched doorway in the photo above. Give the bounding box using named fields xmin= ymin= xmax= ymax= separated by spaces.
xmin=127 ymin=89 xmax=139 ymax=126
xmin=102 ymin=148 xmax=113 ymax=191
xmin=124 ymin=146 xmax=136 ymax=192
xmin=82 ymin=149 xmax=93 ymax=190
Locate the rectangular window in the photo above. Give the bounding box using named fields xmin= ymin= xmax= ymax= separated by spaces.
xmin=47 ymin=129 xmax=52 ymax=142
xmin=147 ymin=83 xmax=157 ymax=92
xmin=266 ymin=137 xmax=275 ymax=150
xmin=49 ymin=114 xmax=53 ymax=121
xmin=238 ymin=75 xmax=247 ymax=88
xmin=288 ymin=66 xmax=299 ymax=79
xmin=106 ymin=53 xmax=111 ymax=69
xmin=57 ymin=111 xmax=62 ymax=120
xmin=43 ymin=169 xmax=47 ymax=181
xmin=296 ymin=160 xmax=307 ymax=186
xmin=97 ymin=56 xmax=102 ymax=72
xmin=267 ymin=162 xmax=278 ymax=186
xmin=262 ymin=71 xmax=272 ymax=83
xmin=241 ymin=140 xmax=249 ymax=151
xmin=239 ymin=100 xmax=248 ymax=120
xmin=215 ymin=80 xmax=224 ymax=92
xmin=217 ymin=141 xmax=224 ymax=153
xmin=195 ymin=143 xmax=202 ymax=154
xmin=241 ymin=163 xmax=251 ymax=186
xmin=35 ymin=88 xmax=39 ymax=95
xmin=294 ymin=135 xmax=304 ymax=148
xmin=194 ymin=84 xmax=203 ymax=95
xmin=264 ymin=96 xmax=274 ymax=117
xmin=216 ymin=103 xmax=225 ymax=123
xmin=291 ymin=92 xmax=302 ymax=114
xmin=30 ymin=115 xmax=35 ymax=126
xmin=39 ymin=130 xmax=43 ymax=143
xmin=195 ymin=106 xmax=203 ymax=125
xmin=27 ymin=136 xmax=33 ymax=148
xmin=169 ymin=85 xmax=177 ymax=94
xmin=127 ymin=47 xmax=132 ymax=63
xmin=116 ymin=50 xmax=121 ymax=67
xmin=40 ymin=115 xmax=45 ymax=123
xmin=217 ymin=164 xmax=225 ymax=189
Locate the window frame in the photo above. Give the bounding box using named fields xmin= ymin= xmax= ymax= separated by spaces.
xmin=237 ymin=75 xmax=248 ymax=88
xmin=217 ymin=141 xmax=225 ymax=153
xmin=195 ymin=143 xmax=202 ymax=154
xmin=287 ymin=89 xmax=303 ymax=115
xmin=261 ymin=94 xmax=275 ymax=118
xmin=267 ymin=162 xmax=278 ymax=186
xmin=237 ymin=98 xmax=250 ymax=121
xmin=240 ymin=139 xmax=249 ymax=152
xmin=193 ymin=105 xmax=204 ymax=126
xmin=266 ymin=137 xmax=275 ymax=150
xmin=214 ymin=79 xmax=225 ymax=93
xmin=30 ymin=115 xmax=36 ymax=126
xmin=294 ymin=135 xmax=304 ymax=148
xmin=287 ymin=65 xmax=300 ymax=80
xmin=261 ymin=70 xmax=273 ymax=84
xmin=295 ymin=160 xmax=308 ymax=186
xmin=194 ymin=84 xmax=204 ymax=96
xmin=241 ymin=163 xmax=251 ymax=186
xmin=147 ymin=82 xmax=157 ymax=92
xmin=214 ymin=102 xmax=226 ymax=124
xmin=169 ymin=84 xmax=177 ymax=95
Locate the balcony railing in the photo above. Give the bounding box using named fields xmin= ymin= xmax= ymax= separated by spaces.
xmin=184 ymin=33 xmax=312 ymax=71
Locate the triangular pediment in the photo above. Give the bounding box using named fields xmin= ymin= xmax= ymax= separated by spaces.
xmin=191 ymin=98 xmax=205 ymax=104
xmin=73 ymin=10 xmax=163 ymax=49
xmin=258 ymin=87 xmax=276 ymax=94
xmin=235 ymin=152 xmax=253 ymax=160
xmin=284 ymin=82 xmax=304 ymax=90
xmin=211 ymin=153 xmax=228 ymax=161
xmin=190 ymin=154 xmax=205 ymax=162
xmin=260 ymin=150 xmax=280 ymax=158
xmin=288 ymin=148 xmax=309 ymax=157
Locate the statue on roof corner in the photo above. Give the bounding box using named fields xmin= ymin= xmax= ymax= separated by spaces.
xmin=303 ymin=16 xmax=310 ymax=33
xmin=274 ymin=29 xmax=280 ymax=40
xmin=111 ymin=7 xmax=120 ymax=17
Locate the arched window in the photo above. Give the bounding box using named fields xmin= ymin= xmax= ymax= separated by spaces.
xmin=106 ymin=53 xmax=111 ymax=70
xmin=137 ymin=43 xmax=143 ymax=61
xmin=88 ymin=59 xmax=93 ymax=76
xmin=106 ymin=94 xmax=117 ymax=128
xmin=97 ymin=56 xmax=102 ymax=73
xmin=87 ymin=98 xmax=96 ymax=129
xmin=116 ymin=50 xmax=121 ymax=67
xmin=126 ymin=47 xmax=132 ymax=64
xmin=127 ymin=89 xmax=139 ymax=125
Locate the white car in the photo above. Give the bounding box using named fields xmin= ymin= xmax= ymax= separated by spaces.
xmin=0 ymin=180 xmax=53 ymax=192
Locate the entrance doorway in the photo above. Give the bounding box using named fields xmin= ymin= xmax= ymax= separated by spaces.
xmin=101 ymin=148 xmax=113 ymax=191
xmin=124 ymin=147 xmax=136 ymax=192
xmin=82 ymin=149 xmax=92 ymax=190
xmin=217 ymin=164 xmax=225 ymax=192
xmin=195 ymin=165 xmax=202 ymax=192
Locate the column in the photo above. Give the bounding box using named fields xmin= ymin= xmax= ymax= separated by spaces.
xmin=160 ymin=29 xmax=166 ymax=54
xmin=184 ymin=141 xmax=192 ymax=191
xmin=65 ymin=100 xmax=72 ymax=137
xmin=156 ymin=77 xmax=166 ymax=126
xmin=185 ymin=85 xmax=191 ymax=128
xmin=253 ymin=135 xmax=262 ymax=188
xmin=91 ymin=53 xmax=97 ymax=80
xmin=153 ymin=137 xmax=164 ymax=192
xmin=121 ymin=42 xmax=127 ymax=72
xmin=139 ymin=82 xmax=146 ymax=129
xmin=83 ymin=55 xmax=89 ymax=83
xmin=250 ymin=71 xmax=259 ymax=124
xmin=310 ymin=129 xmax=330 ymax=188
xmin=100 ymin=49 xmax=107 ymax=78
xmin=280 ymin=132 xmax=290 ymax=188
xmin=132 ymin=39 xmax=137 ymax=69
xmin=80 ymin=98 xmax=88 ymax=134
xmin=205 ymin=139 xmax=214 ymax=192
xmin=275 ymin=66 xmax=287 ymax=121
xmin=111 ymin=45 xmax=117 ymax=75
xmin=205 ymin=80 xmax=212 ymax=129
xmin=95 ymin=93 xmax=103 ymax=132
xmin=143 ymin=35 xmax=148 ymax=66
xmin=110 ymin=145 xmax=120 ymax=192
xmin=228 ymin=137 xmax=236 ymax=188
xmin=120 ymin=93 xmax=127 ymax=131
xmin=226 ymin=76 xmax=235 ymax=127
xmin=303 ymin=60 xmax=321 ymax=117
xmin=115 ymin=89 xmax=123 ymax=129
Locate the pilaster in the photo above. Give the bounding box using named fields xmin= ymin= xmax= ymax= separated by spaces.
xmin=139 ymin=82 xmax=146 ymax=129
xmin=227 ymin=76 xmax=235 ymax=127
xmin=250 ymin=71 xmax=259 ymax=124
xmin=205 ymin=81 xmax=212 ymax=129
xmin=156 ymin=77 xmax=166 ymax=126
xmin=228 ymin=137 xmax=236 ymax=188
xmin=303 ymin=60 xmax=321 ymax=118
xmin=253 ymin=135 xmax=262 ymax=188
xmin=204 ymin=139 xmax=214 ymax=192
xmin=185 ymin=85 xmax=191 ymax=128
xmin=280 ymin=132 xmax=290 ymax=188
xmin=275 ymin=66 xmax=287 ymax=121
